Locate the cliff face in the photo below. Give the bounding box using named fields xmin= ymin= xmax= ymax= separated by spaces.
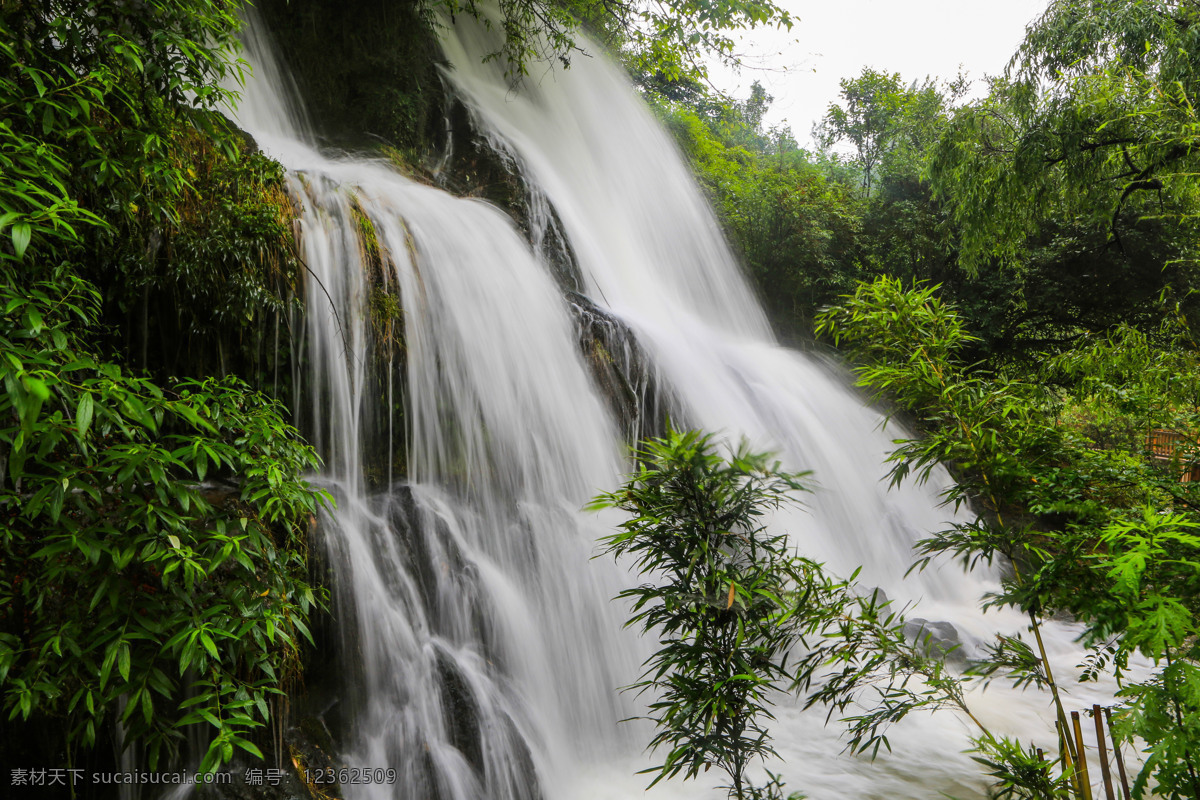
xmin=255 ymin=0 xmax=446 ymax=157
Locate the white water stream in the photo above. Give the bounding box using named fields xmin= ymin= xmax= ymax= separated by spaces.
xmin=229 ymin=11 xmax=1131 ymax=800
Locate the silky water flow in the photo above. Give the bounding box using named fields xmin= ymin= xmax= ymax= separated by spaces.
xmin=229 ymin=12 xmax=1134 ymax=800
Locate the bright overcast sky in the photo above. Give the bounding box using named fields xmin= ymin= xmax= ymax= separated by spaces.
xmin=708 ymin=0 xmax=1050 ymax=145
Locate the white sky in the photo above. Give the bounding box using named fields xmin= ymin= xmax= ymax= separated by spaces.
xmin=707 ymin=0 xmax=1050 ymax=146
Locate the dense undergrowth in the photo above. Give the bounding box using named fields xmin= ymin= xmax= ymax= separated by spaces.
xmin=0 ymin=0 xmax=326 ymax=780
xmin=817 ymin=278 xmax=1200 ymax=798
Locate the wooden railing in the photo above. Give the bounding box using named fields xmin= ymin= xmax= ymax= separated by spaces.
xmin=1051 ymin=705 xmax=1131 ymax=800
xmin=1147 ymin=428 xmax=1200 ymax=483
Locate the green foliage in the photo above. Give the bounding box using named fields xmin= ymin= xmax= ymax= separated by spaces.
xmin=590 ymin=429 xmax=1044 ymax=799
xmin=1 ymin=0 xmax=243 ymax=262
xmin=0 ymin=0 xmax=329 ymax=776
xmin=944 ymin=218 xmax=1200 ymax=364
xmin=0 ymin=265 xmax=329 ymax=772
xmin=816 ymin=277 xmax=1200 ymax=798
xmin=651 ymin=86 xmax=866 ymax=329
xmin=820 ymin=68 xmax=964 ymax=198
xmin=122 ymin=124 xmax=299 ymax=324
xmin=930 ymin=0 xmax=1200 ymax=272
xmin=590 ymin=429 xmax=811 ymax=799
xmin=2 ymin=0 xmax=302 ymax=379
xmin=1097 ymin=509 xmax=1200 ymax=799
xmin=1046 ymin=317 xmax=1200 ymax=453
xmin=771 ymin=20 xmax=1200 ymax=364
xmin=970 ymin=733 xmax=1074 ymax=800
xmin=828 ymin=71 xmax=971 ymax=316
xmin=821 ymin=67 xmax=904 ymax=197
xmin=820 ymin=69 xmax=956 ymax=199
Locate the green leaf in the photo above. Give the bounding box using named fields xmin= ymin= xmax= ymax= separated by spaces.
xmin=76 ymin=392 xmax=93 ymax=438
xmin=117 ymin=643 xmax=131 ymax=683
xmin=12 ymin=223 xmax=32 ymax=260
xmin=200 ymin=632 xmax=219 ymax=661
xmin=234 ymin=737 xmax=264 ymax=760
xmin=24 ymin=376 xmax=49 ymax=402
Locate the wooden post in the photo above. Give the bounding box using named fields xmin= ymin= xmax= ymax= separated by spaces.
xmin=1092 ymin=705 xmax=1116 ymax=800
xmin=1072 ymin=711 xmax=1094 ymax=800
xmin=1104 ymin=707 xmax=1132 ymax=800
xmin=1059 ymin=719 xmax=1080 ymax=799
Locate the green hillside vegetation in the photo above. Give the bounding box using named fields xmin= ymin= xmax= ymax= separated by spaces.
xmin=632 ymin=1 xmax=1200 ymax=796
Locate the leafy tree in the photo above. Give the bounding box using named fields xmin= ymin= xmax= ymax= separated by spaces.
xmin=590 ymin=430 xmax=812 ymax=800
xmin=819 ymin=69 xmax=955 ymax=198
xmin=842 ymin=71 xmax=963 ymax=304
xmin=820 ymin=69 xmax=904 ymax=197
xmin=0 ymin=0 xmax=328 ymax=775
xmin=930 ymin=0 xmax=1200 ymax=272
xmin=816 ymin=277 xmax=1200 ymax=798
xmin=0 ymin=279 xmax=328 ymax=772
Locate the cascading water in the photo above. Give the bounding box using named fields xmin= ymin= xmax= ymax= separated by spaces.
xmin=230 ymin=11 xmax=1133 ymax=800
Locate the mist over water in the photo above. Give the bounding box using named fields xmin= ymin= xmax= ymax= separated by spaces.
xmin=229 ymin=12 xmax=1130 ymax=800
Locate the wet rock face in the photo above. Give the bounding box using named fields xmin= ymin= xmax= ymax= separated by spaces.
xmin=436 ymin=651 xmax=484 ymax=774
xmin=903 ymin=618 xmax=967 ymax=666
xmin=255 ymin=0 xmax=444 ymax=155
xmin=196 ymin=717 xmax=346 ymax=800
xmin=567 ymin=292 xmax=673 ymax=444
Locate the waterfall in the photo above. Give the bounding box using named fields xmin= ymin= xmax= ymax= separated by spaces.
xmin=229 ymin=11 xmax=1130 ymax=800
